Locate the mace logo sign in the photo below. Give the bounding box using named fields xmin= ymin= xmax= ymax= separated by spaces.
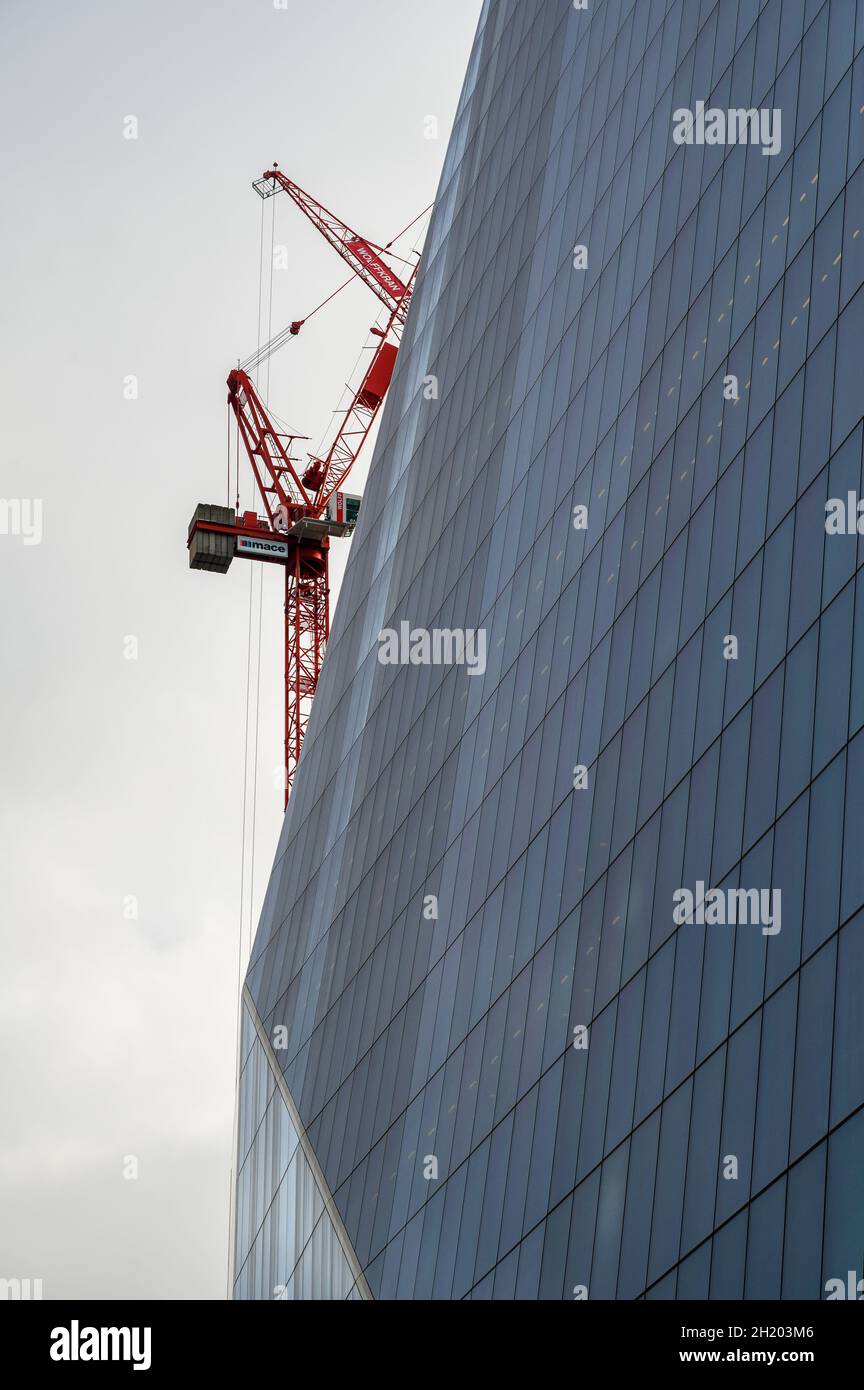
xmin=236 ymin=535 xmax=289 ymax=559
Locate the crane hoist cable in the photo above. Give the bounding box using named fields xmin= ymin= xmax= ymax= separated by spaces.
xmin=225 ymin=180 xmax=291 ymax=1299
xmin=227 ymin=552 xmax=257 ymax=1298
xmin=265 ymin=196 xmax=276 ymax=408
xmin=237 ymin=189 xmax=273 ymax=976
xmin=247 ymin=564 xmax=264 ymax=957
xmin=256 ymin=195 xmax=266 ymax=351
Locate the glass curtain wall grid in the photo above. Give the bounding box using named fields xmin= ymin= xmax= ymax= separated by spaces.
xmin=234 ymin=0 xmax=864 ymax=1300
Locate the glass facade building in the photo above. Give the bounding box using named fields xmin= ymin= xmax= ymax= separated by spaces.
xmin=234 ymin=0 xmax=864 ymax=1299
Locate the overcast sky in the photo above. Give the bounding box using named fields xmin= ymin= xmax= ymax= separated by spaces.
xmin=0 ymin=0 xmax=482 ymax=1299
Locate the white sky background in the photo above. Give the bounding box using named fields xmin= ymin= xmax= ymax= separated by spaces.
xmin=0 ymin=0 xmax=482 ymax=1299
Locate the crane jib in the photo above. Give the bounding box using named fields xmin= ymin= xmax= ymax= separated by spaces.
xmin=345 ymin=239 xmax=407 ymax=299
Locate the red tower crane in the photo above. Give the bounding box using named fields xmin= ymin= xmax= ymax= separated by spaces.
xmin=188 ymin=168 xmax=420 ymax=807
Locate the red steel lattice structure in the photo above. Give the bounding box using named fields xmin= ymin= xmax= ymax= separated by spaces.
xmin=189 ymin=168 xmax=419 ymax=807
